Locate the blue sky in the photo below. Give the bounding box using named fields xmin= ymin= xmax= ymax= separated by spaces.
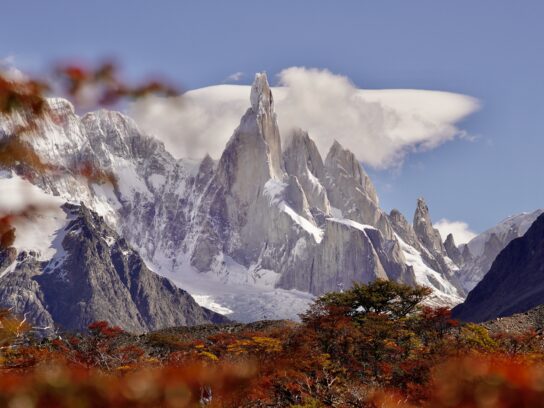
xmin=2 ymin=0 xmax=543 ymax=236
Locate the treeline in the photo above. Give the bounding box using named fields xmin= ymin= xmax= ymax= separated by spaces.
xmin=0 ymin=280 xmax=543 ymax=407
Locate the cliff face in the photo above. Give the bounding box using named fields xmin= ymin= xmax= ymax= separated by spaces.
xmin=0 ymin=73 xmax=466 ymax=326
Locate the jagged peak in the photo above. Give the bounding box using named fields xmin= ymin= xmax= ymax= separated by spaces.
xmin=326 ymin=140 xmax=362 ymax=165
xmin=282 ymin=127 xmax=307 ymax=149
xmin=324 ymin=139 xmax=380 ymax=206
xmin=445 ymin=233 xmax=456 ymax=247
xmin=46 ymin=97 xmax=76 ymax=115
xmin=325 ymin=140 xmax=350 ymax=165
xmin=329 ymin=139 xmax=344 ymax=152
xmin=82 ymin=108 xmax=136 ymax=127
xmin=250 ymin=72 xmax=273 ymax=114
xmin=201 ymin=153 xmax=213 ymax=164
xmin=390 ymin=208 xmax=402 ymax=217
xmin=389 ymin=208 xmax=408 ymax=223
xmin=414 ymin=197 xmax=430 ymax=220
xmin=197 ymin=153 xmax=216 ymax=177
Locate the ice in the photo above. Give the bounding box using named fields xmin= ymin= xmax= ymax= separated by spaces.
xmin=327 ymin=217 xmax=376 ymax=233
xmin=148 ymin=252 xmax=315 ymax=323
xmin=395 ymin=233 xmax=463 ymax=306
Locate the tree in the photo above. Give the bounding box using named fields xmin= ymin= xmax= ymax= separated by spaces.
xmin=305 ymin=279 xmax=432 ymax=324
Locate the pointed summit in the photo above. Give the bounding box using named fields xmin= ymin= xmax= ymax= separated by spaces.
xmin=413 ymin=197 xmax=446 ymax=256
xmin=325 ymin=140 xmax=379 ymax=206
xmin=415 ymin=197 xmax=428 ymax=214
xmin=414 ymin=197 xmax=431 ymax=227
xmin=250 ymin=72 xmax=274 ymax=114
xmin=444 ymin=233 xmax=462 ymax=265
xmin=445 ymin=233 xmax=457 ymax=247
xmin=282 ymin=128 xmax=330 ymax=214
xmin=330 ymin=139 xmax=343 ymax=152
xmin=389 ymin=208 xmax=419 ymax=246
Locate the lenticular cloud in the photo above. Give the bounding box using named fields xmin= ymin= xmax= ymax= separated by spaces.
xmin=130 ymin=67 xmax=480 ymax=169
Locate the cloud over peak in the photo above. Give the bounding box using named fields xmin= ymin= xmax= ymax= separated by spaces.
xmin=130 ymin=67 xmax=480 ymax=168
xmin=225 ymin=71 xmax=244 ymax=82
xmin=434 ymin=218 xmax=477 ymax=245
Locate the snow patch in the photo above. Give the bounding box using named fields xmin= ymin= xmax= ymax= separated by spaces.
xmin=327 ymin=217 xmax=376 ymax=233
xmin=264 ymin=179 xmax=323 ymax=243
xmin=113 ymin=159 xmax=153 ymax=202
xmin=192 ymin=295 xmax=234 ymax=316
xmin=148 ymin=174 xmax=166 ymax=190
xmin=280 ymin=203 xmax=323 ymax=243
xmin=0 ymin=173 xmax=67 ymax=261
xmin=395 ymin=233 xmax=463 ymax=306
xmin=0 ymin=260 xmax=18 ymax=279
xmin=465 ymin=209 xmax=544 ymax=258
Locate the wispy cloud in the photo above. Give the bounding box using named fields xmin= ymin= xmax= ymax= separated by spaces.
xmin=434 ymin=218 xmax=477 ymax=245
xmin=224 ymin=71 xmax=244 ymax=82
xmin=130 ymin=67 xmax=480 ymax=167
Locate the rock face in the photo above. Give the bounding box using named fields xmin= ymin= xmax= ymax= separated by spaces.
xmin=186 ymin=74 xmax=422 ymax=297
xmin=388 ymin=203 xmax=463 ymax=303
xmin=413 ymin=198 xmax=446 ymax=256
xmin=454 ymin=209 xmax=544 ymax=292
xmin=0 ymin=204 xmax=226 ymax=333
xmin=444 ymin=234 xmax=463 ymax=266
xmin=0 ymin=73 xmax=467 ymax=324
xmin=453 ymin=213 xmax=544 ymax=323
xmin=282 ymin=128 xmax=330 ymax=216
xmin=323 ymin=141 xmax=393 ymax=240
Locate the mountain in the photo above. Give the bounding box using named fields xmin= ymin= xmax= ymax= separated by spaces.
xmin=452 ymin=213 xmax=544 ymax=323
xmin=0 ymin=195 xmax=226 ymax=333
xmin=0 ymin=73 xmax=465 ymax=326
xmin=452 ymin=209 xmax=543 ymax=292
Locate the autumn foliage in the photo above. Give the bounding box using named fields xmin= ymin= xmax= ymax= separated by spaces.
xmin=0 ymin=281 xmax=542 ymax=407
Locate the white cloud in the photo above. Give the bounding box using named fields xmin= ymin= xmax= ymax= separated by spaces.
xmin=225 ymin=71 xmax=244 ymax=82
xmin=434 ymin=218 xmax=477 ymax=245
xmin=129 ymin=67 xmax=480 ymax=167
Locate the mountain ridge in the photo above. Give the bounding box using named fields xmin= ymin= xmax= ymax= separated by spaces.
xmin=452 ymin=213 xmax=544 ymax=322
xmin=0 ymin=73 xmax=471 ymax=326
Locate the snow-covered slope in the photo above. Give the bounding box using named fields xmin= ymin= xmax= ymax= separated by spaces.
xmin=0 ymin=173 xmax=67 ymax=261
xmin=455 ymin=209 xmax=544 ymax=291
xmin=0 ymin=73 xmax=467 ymax=326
